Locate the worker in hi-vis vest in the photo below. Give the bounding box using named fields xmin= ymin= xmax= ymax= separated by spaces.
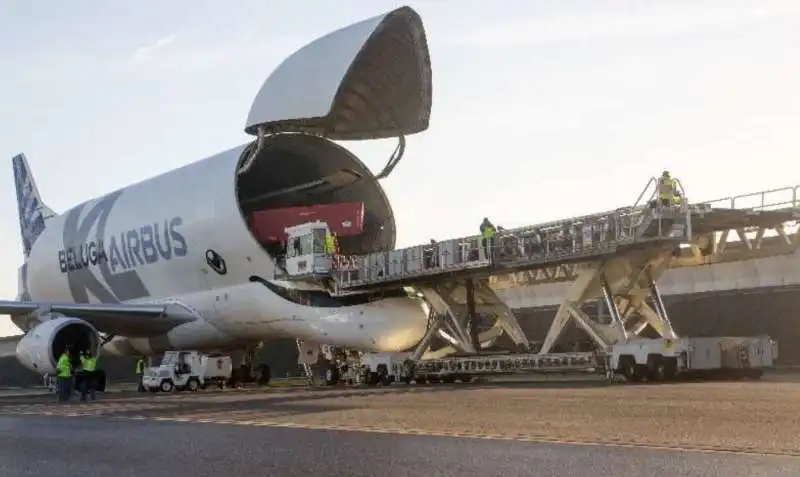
xmin=479 ymin=218 xmax=497 ymax=260
xmin=56 ymin=347 xmax=72 ymax=403
xmin=324 ymin=231 xmax=338 ymax=255
xmin=657 ymin=170 xmax=682 ymax=207
xmin=79 ymin=351 xmax=98 ymax=402
xmin=135 ymin=357 xmax=146 ymax=392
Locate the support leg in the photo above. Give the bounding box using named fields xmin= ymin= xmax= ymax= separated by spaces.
xmin=646 ymin=268 xmax=677 ymax=339
xmin=465 ymin=278 xmax=481 ymax=354
xmin=475 ymin=280 xmax=530 ymax=350
xmin=411 ymin=310 xmax=442 ymax=362
xmin=420 ymin=285 xmax=476 ymax=355
xmin=416 ymin=279 xmax=531 ymax=360
xmin=600 ymin=276 xmax=628 ymax=340
xmin=539 ymin=246 xmax=677 ymax=354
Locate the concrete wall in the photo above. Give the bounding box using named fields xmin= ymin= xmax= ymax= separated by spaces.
xmin=495 ymin=245 xmax=800 ymax=310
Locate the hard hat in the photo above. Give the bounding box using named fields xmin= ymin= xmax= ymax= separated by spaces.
xmin=662 ymin=170 xmax=670 ymax=176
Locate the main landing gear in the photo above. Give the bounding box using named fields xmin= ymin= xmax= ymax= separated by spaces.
xmin=228 ymin=345 xmax=271 ymax=388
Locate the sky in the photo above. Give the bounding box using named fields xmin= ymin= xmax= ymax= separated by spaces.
xmin=1 ymin=0 xmax=799 ymax=336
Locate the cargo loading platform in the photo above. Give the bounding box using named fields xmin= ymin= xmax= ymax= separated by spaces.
xmin=280 ymin=179 xmax=795 ymax=384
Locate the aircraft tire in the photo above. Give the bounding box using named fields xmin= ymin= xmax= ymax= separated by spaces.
xmin=257 ymin=363 xmax=271 ymax=386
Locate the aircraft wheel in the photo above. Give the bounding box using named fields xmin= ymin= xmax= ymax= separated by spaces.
xmin=257 ymin=364 xmax=271 ymax=386
xmin=366 ymin=372 xmax=380 ymax=386
xmin=324 ymin=366 xmax=340 ymax=386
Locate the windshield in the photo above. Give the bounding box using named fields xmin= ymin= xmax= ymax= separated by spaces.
xmin=313 ymin=228 xmax=327 ymax=253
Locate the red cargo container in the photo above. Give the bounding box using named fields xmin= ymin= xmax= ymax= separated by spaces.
xmin=249 ymin=202 xmax=365 ymax=244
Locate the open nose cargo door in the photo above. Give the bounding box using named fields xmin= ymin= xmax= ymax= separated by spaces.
xmin=243 ymin=6 xmax=433 ymax=179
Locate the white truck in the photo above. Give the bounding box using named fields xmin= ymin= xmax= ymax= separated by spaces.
xmin=143 ymin=351 xmax=233 ymax=392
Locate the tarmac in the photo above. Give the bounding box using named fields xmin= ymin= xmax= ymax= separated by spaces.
xmin=0 ymin=378 xmax=799 ymax=476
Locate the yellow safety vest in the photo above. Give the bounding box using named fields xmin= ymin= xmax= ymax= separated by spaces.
xmin=482 ymin=226 xmax=496 ymax=239
xmin=324 ymin=234 xmax=336 ymax=254
xmin=81 ymin=356 xmax=97 ymax=372
xmin=135 ymin=359 xmax=145 ymax=374
xmin=57 ymin=354 xmax=71 ymax=378
xmin=658 ymin=177 xmax=677 ymax=199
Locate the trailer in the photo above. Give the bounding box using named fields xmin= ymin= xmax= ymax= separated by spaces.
xmin=319 ymin=336 xmax=777 ymax=386
xmin=610 ymin=336 xmax=777 ymax=382
xmin=322 ymin=350 xmax=603 ymax=386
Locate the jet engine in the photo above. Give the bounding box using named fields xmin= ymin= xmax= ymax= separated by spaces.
xmin=15 ymin=316 xmax=99 ymax=375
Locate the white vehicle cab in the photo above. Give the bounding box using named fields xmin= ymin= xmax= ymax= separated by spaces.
xmin=143 ymin=350 xmax=232 ymax=392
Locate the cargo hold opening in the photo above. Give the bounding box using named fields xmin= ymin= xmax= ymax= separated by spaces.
xmin=235 ymin=133 xmax=396 ymax=259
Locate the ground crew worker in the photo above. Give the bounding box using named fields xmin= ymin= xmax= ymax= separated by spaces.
xmin=135 ymin=357 xmax=146 ymax=392
xmin=479 ymin=218 xmax=497 ymax=260
xmin=56 ymin=347 xmax=72 ymax=403
xmin=79 ymin=351 xmax=98 ymax=402
xmin=657 ymin=170 xmax=682 ymax=207
xmin=324 ymin=231 xmax=336 ymax=255
xmin=424 ymin=239 xmax=438 ymax=268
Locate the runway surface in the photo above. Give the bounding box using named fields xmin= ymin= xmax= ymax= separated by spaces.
xmin=1 ymin=380 xmax=799 ymax=476
xmin=1 ymin=414 xmax=798 ymax=477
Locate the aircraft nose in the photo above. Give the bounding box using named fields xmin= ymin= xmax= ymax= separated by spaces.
xmin=364 ymin=297 xmax=428 ymax=352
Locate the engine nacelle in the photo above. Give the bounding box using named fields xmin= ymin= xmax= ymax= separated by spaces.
xmin=16 ymin=316 xmax=99 ymax=375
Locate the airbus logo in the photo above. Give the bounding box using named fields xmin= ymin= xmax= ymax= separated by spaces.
xmin=58 ymin=217 xmax=187 ymax=274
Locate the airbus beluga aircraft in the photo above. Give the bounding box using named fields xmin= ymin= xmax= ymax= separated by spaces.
xmin=0 ymin=5 xmax=433 ymax=378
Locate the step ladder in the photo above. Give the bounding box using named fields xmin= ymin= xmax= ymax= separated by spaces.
xmin=295 ymin=339 xmax=315 ymax=384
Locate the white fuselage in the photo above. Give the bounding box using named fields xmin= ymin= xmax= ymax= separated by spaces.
xmin=22 ymin=144 xmax=428 ymax=355
xmin=14 ymin=5 xmax=435 ymax=358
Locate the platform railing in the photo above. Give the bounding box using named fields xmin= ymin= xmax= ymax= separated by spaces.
xmin=631 ymin=176 xmax=688 ymax=210
xmin=697 ymin=185 xmax=800 ymax=212
xmin=332 ymin=204 xmax=691 ymax=290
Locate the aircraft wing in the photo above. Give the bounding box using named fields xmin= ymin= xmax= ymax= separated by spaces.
xmin=0 ymin=300 xmax=198 ymax=337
